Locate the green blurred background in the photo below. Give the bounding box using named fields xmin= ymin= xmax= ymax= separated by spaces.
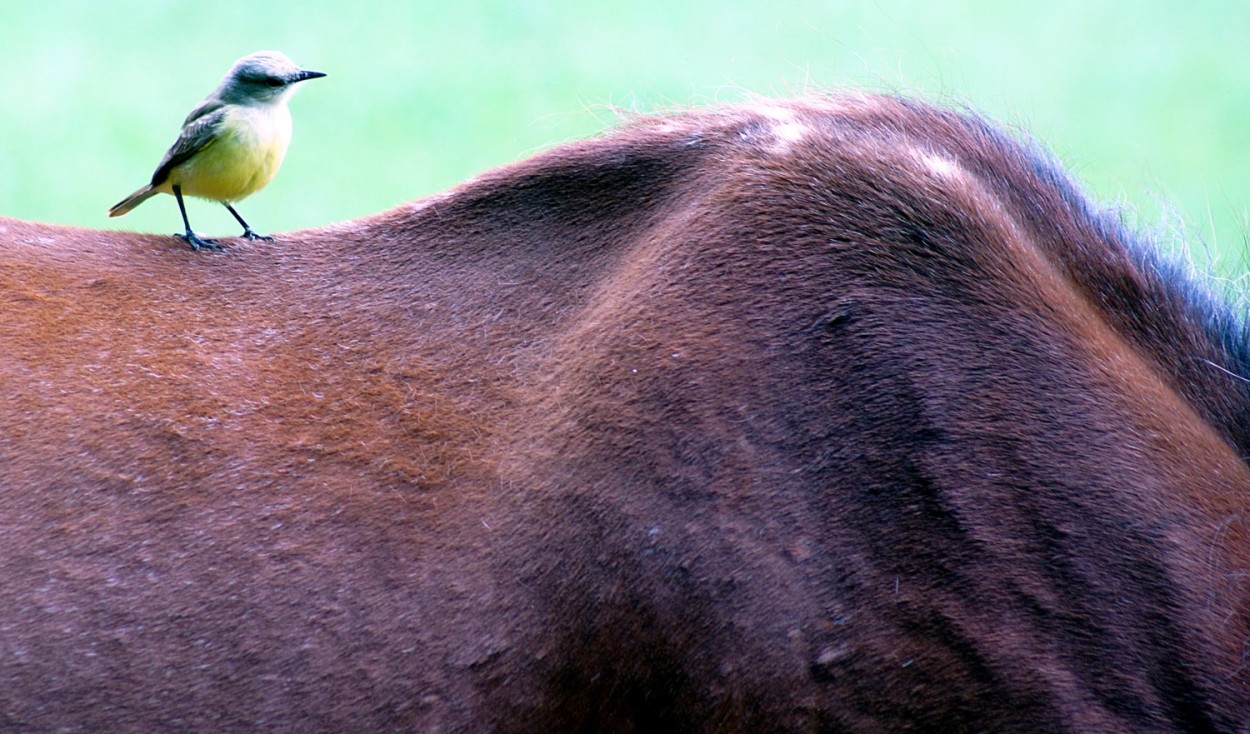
xmin=2 ymin=1 xmax=1247 ymax=272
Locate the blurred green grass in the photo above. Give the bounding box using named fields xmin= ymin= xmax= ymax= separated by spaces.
xmin=2 ymin=0 xmax=1247 ymax=273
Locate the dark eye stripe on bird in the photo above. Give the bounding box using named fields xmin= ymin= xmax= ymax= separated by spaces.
xmin=107 ymin=50 xmax=325 ymax=251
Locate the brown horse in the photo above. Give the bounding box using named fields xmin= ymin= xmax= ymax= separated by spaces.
xmin=2 ymin=94 xmax=1248 ymax=732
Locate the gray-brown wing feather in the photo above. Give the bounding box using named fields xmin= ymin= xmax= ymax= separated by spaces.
xmin=149 ymin=105 xmax=229 ymax=187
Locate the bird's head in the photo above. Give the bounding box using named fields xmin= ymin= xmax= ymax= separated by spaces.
xmin=218 ymin=51 xmax=326 ymax=106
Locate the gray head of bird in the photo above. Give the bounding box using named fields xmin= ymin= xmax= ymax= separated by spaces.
xmin=216 ymin=51 xmax=326 ymax=106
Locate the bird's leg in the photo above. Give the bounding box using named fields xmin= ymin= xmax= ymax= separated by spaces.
xmin=223 ymin=204 xmax=274 ymax=242
xmin=171 ymin=185 xmax=222 ymax=251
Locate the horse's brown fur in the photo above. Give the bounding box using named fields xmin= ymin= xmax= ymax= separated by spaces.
xmin=2 ymin=94 xmax=1249 ymax=731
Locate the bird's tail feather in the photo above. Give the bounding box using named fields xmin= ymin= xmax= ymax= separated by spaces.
xmin=108 ymin=185 xmax=158 ymax=217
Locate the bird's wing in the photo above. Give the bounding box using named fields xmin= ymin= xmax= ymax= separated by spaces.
xmin=148 ymin=105 xmax=229 ymax=187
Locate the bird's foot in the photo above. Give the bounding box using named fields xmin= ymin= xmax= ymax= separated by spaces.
xmin=240 ymin=228 xmax=274 ymax=242
xmin=175 ymin=232 xmax=224 ymax=251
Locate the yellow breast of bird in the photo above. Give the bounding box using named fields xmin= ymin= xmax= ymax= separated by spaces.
xmin=174 ymin=104 xmax=294 ymax=203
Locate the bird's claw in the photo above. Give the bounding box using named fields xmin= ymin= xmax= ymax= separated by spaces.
xmin=241 ymin=229 xmax=274 ymax=242
xmin=175 ymin=232 xmax=224 ymax=251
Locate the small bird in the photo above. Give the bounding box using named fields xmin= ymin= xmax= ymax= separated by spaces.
xmin=108 ymin=51 xmax=325 ymax=251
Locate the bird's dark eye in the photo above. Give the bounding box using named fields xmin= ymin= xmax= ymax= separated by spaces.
xmin=265 ymin=77 xmax=284 ymax=88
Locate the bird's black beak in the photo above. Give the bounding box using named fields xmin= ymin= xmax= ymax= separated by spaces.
xmin=294 ymin=70 xmax=327 ymax=83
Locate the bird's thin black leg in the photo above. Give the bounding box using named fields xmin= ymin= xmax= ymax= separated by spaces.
xmin=223 ymin=204 xmax=274 ymax=242
xmin=171 ymin=185 xmax=222 ymax=251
